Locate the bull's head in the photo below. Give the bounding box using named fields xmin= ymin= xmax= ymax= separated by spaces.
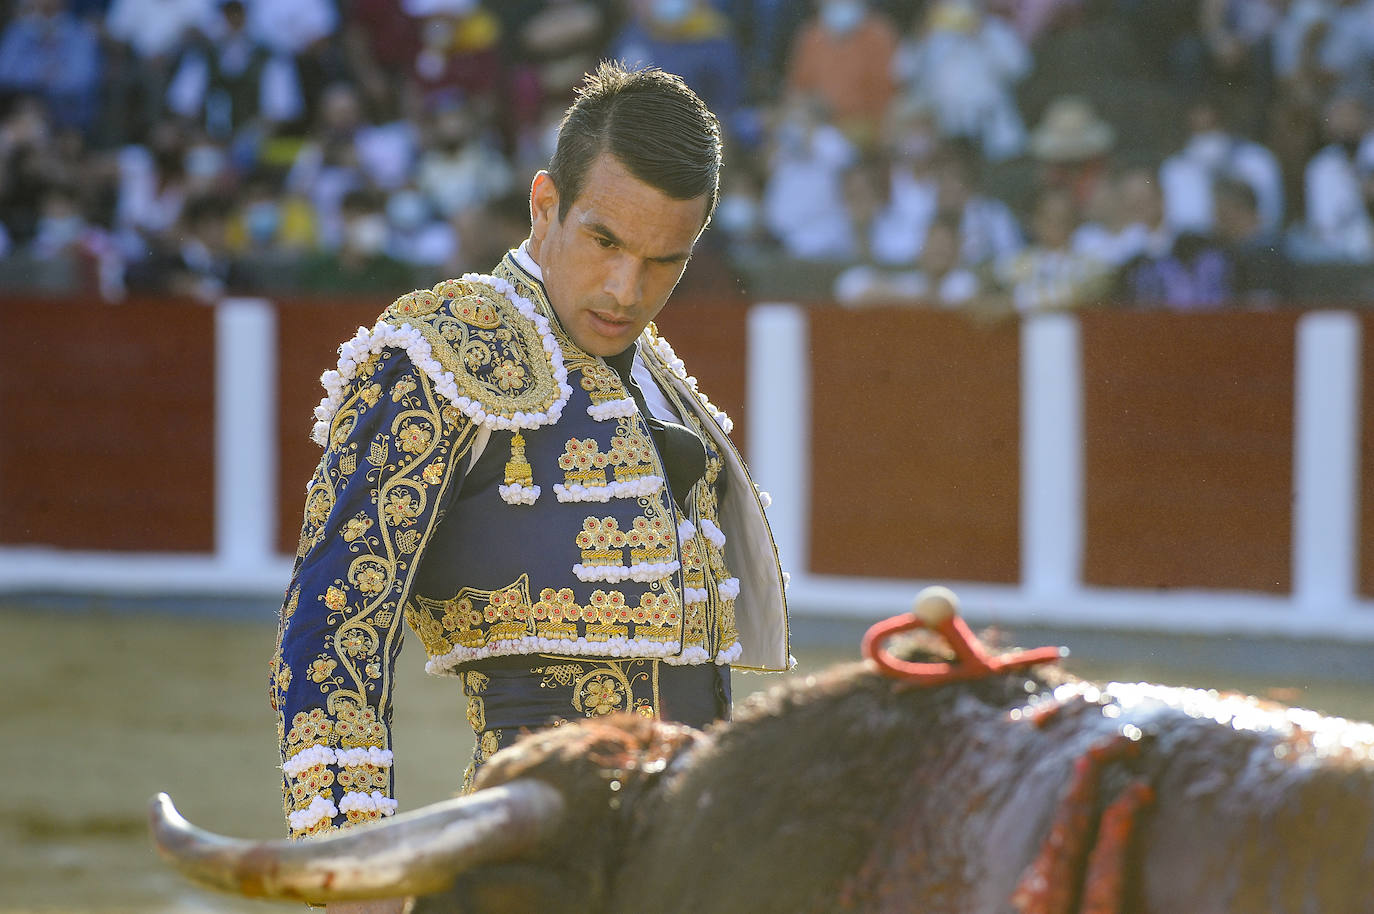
xmin=150 ymin=718 xmax=708 ymax=911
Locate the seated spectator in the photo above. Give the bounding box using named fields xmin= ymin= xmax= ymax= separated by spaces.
xmin=932 ymin=142 xmax=1023 ymax=269
xmin=114 ymin=119 xmax=191 ymax=259
xmin=761 ymin=95 xmax=859 ymax=260
xmin=1214 ymin=177 xmax=1290 ymax=304
xmin=0 ymin=0 xmax=102 ymax=133
xmin=834 ymin=215 xmax=980 ymax=307
xmin=1072 ymin=166 xmax=1173 ymax=268
xmin=415 ymin=102 xmax=514 ymax=220
xmin=29 ymin=182 xmax=90 ymax=260
xmin=1294 ymin=92 xmax=1374 ymax=262
xmin=226 ymin=172 xmax=318 ymax=255
xmin=785 ymin=0 xmax=899 ymax=147
xmin=1028 ymin=95 xmax=1115 ymax=214
xmin=384 ymin=183 xmax=456 ymax=268
xmin=995 ymin=186 xmax=1110 ymax=312
xmin=166 ymin=0 xmax=275 ymax=140
xmin=1118 ymin=230 xmax=1235 ymax=310
xmin=296 ymin=188 xmax=414 ymax=294
xmin=868 ymin=99 xmax=941 ymax=267
xmin=711 ymin=158 xmax=770 ymax=257
xmin=611 ymin=0 xmax=743 ymax=130
xmin=125 ymin=192 xmax=242 ymax=303
xmin=893 ymin=0 xmax=1031 ymax=162
xmin=1159 ymin=95 xmax=1283 ymax=237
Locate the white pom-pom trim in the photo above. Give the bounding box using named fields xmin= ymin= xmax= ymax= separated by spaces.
xmin=717 ymin=577 xmax=741 ymax=600
xmin=283 ymin=746 xmax=394 ymax=778
xmin=715 ymin=641 xmax=743 ymax=665
xmin=665 ymin=646 xmax=712 ymax=666
xmin=282 ymin=745 xmax=335 ymax=777
xmin=310 ymin=276 xmax=571 ymax=446
xmin=699 ymin=517 xmax=727 ymax=549
xmin=573 ymin=560 xmax=680 ymax=583
xmin=649 ymin=334 xmax=734 ymax=434
xmin=498 ymin=483 xmax=540 ymax=505
xmin=683 ymin=587 xmax=708 ymax=603
xmin=288 ymin=795 xmax=338 ymax=831
xmin=677 ymin=519 xmax=697 ymax=542
xmin=335 ymin=747 xmax=394 ymax=768
xmin=588 ymin=397 xmax=637 ymax=421
xmin=756 ymin=488 xmax=773 ymax=508
xmin=338 ymin=791 xmax=398 ymax=816
xmin=554 ymin=476 xmax=663 ymax=503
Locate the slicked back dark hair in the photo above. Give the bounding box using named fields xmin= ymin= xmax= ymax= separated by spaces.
xmin=548 ymin=61 xmax=722 ymax=224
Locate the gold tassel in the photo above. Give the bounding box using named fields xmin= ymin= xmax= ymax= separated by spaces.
xmin=504 ymin=431 xmax=533 ymax=487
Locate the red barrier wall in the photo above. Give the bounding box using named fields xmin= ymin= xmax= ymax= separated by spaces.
xmin=1081 ymin=311 xmax=1297 ymax=592
xmin=0 ymin=300 xmax=216 ymax=551
xmin=807 ymin=309 xmax=1022 ymax=582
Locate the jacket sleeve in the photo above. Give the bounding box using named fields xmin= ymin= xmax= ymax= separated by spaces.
xmin=268 ymin=343 xmax=475 ymax=837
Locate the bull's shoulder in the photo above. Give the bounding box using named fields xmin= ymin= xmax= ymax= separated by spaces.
xmin=376 ymin=276 xmax=570 ymax=429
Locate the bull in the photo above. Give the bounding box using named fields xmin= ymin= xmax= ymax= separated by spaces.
xmin=151 ymin=588 xmax=1374 ymax=913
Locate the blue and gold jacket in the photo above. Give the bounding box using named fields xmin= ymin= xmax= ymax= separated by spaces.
xmin=270 ymin=252 xmax=789 ymax=836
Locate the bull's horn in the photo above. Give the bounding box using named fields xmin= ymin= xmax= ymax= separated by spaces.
xmin=149 ymin=780 xmax=564 ymax=904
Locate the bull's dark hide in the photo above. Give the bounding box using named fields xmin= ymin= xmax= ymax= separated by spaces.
xmin=433 ymin=650 xmax=1374 ymax=914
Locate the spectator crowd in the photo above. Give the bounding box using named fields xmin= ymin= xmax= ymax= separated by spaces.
xmin=2 ymin=0 xmax=1374 ymax=311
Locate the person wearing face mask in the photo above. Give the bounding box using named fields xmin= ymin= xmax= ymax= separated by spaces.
xmin=297 ymin=189 xmax=415 ymax=294
xmin=272 ymin=67 xmax=788 ymax=914
xmin=784 ymin=0 xmax=899 ymax=147
xmin=384 ymin=184 xmax=457 ymax=267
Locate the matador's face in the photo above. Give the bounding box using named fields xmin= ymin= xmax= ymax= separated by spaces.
xmin=527 ymin=152 xmax=707 ymax=358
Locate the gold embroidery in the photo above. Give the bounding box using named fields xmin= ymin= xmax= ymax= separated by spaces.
xmin=387 ymin=288 xmax=443 ymax=320
xmin=576 ymin=516 xmax=626 ymax=566
xmin=559 ymin=437 xmax=609 ymax=486
xmin=610 ymin=426 xmax=656 ymax=481
xmin=627 ymin=515 xmax=673 ymax=564
xmin=504 ymin=432 xmax=533 ymax=487
xmin=580 ymin=362 xmax=628 ymax=405
xmin=386 ymin=279 xmax=561 ymax=419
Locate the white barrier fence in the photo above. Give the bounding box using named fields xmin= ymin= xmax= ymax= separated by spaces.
xmin=3 ymin=300 xmax=1374 ymax=641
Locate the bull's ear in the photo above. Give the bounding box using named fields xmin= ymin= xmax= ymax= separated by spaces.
xmin=409 ymin=864 xmax=600 ymax=914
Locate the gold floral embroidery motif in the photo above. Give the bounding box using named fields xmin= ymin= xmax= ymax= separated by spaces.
xmin=610 ymin=426 xmax=656 ymax=482
xmin=580 ymin=362 xmax=627 ymax=405
xmin=559 ymin=437 xmax=609 ymax=486
xmin=575 ymin=516 xmax=626 ymax=566
xmin=626 ymin=515 xmax=673 ymax=564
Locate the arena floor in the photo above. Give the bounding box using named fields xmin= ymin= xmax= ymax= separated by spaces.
xmin=6 ymin=603 xmax=1372 ymax=913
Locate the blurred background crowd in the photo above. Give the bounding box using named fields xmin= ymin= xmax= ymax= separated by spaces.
xmin=3 ymin=0 xmax=1374 ymax=312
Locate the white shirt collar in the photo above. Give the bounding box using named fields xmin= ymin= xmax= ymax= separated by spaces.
xmin=513 ymin=239 xmax=542 ymax=280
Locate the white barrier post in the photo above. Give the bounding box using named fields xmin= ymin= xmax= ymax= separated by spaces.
xmin=1292 ymin=311 xmax=1361 ymax=614
xmin=215 ymin=298 xmax=278 ymax=574
xmin=1020 ymin=314 xmax=1084 ymax=603
xmin=747 ymin=303 xmax=810 ymax=578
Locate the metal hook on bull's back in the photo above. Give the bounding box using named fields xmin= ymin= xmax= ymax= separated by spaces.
xmin=862 ymin=586 xmax=1067 ymax=687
